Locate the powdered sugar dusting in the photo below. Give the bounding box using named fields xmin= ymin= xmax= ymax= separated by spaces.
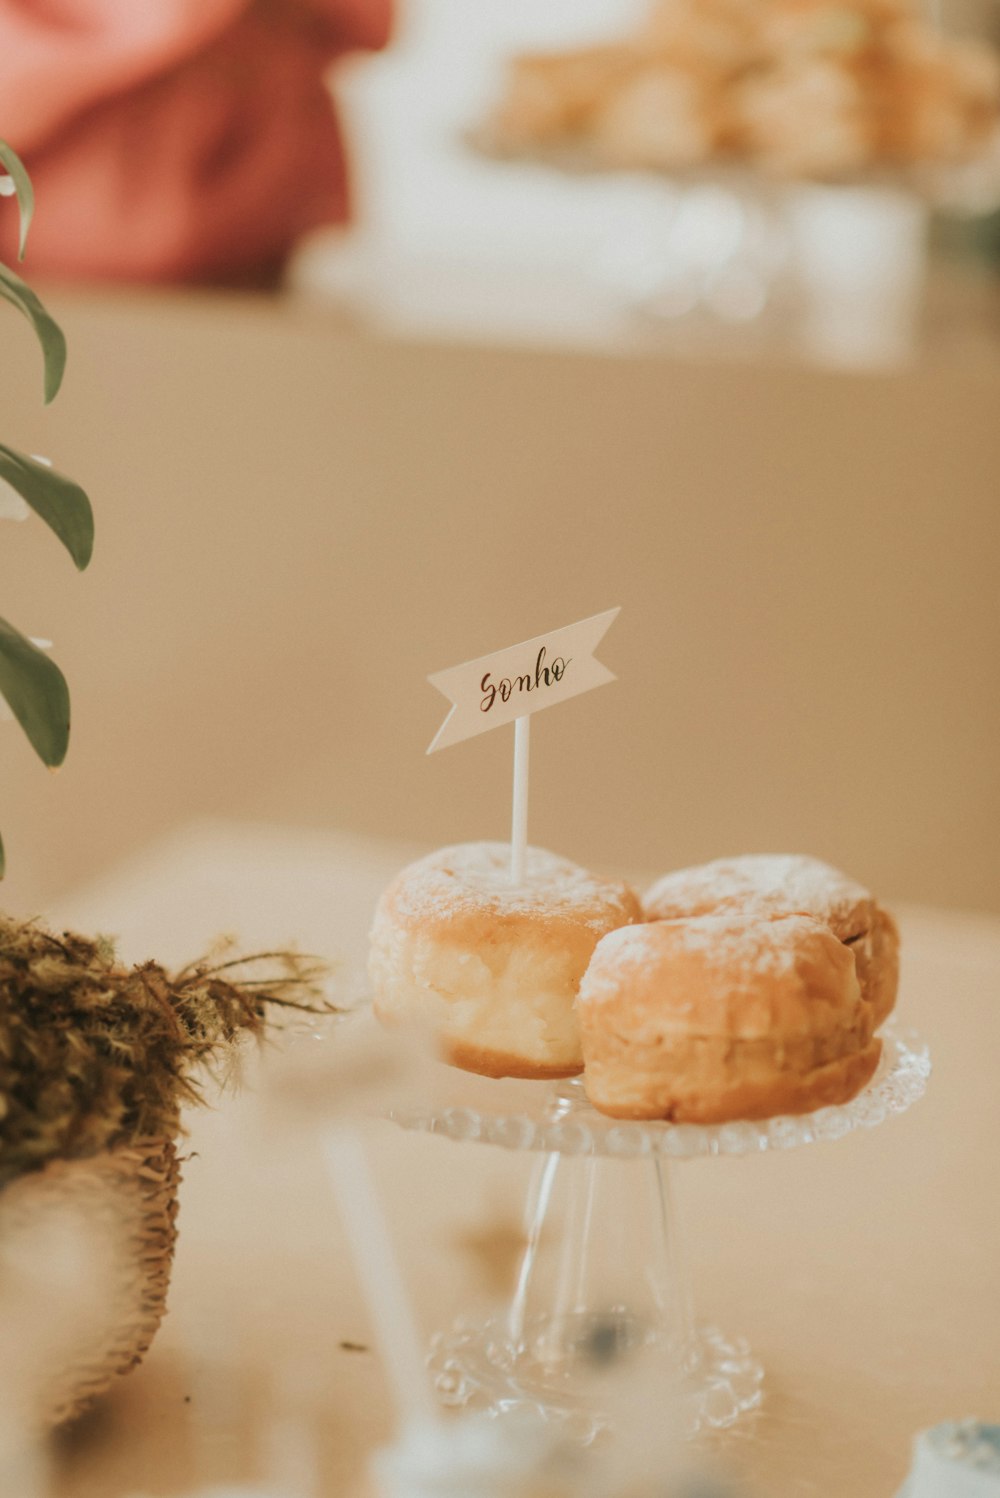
xmin=581 ymin=912 xmax=820 ymax=1007
xmin=644 ymin=854 xmax=871 ymax=932
xmin=384 ymin=842 xmax=638 ymax=931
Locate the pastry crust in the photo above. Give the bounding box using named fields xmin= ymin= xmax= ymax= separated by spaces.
xmin=490 ymin=45 xmax=641 ymax=148
xmin=858 ymin=903 xmax=900 ymax=1030
xmin=443 ymin=1039 xmax=583 ymax=1082
xmin=369 ymin=842 xmax=640 ymax=1079
xmin=578 ymin=913 xmax=881 ymax=1122
xmin=644 ymin=853 xmax=873 ymax=938
xmin=643 ymin=853 xmax=898 ymax=1028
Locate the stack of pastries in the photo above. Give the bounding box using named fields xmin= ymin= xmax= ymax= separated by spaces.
xmin=485 ymin=0 xmax=1000 ymax=179
xmin=369 ymin=846 xmax=899 ymax=1124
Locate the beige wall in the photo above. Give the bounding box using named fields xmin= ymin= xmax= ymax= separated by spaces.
xmin=0 ymin=288 xmax=997 ymax=916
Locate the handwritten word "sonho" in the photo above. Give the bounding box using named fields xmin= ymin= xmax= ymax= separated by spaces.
xmin=480 ymin=648 xmax=570 ymax=713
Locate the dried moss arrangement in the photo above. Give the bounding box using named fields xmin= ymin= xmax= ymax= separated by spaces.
xmin=0 ymin=914 xmax=332 ymax=1186
xmin=0 ymin=1136 xmax=183 ymax=1426
xmin=0 ymin=915 xmax=333 ymax=1424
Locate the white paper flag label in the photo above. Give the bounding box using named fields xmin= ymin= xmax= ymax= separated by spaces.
xmin=427 ymin=607 xmax=619 ymax=754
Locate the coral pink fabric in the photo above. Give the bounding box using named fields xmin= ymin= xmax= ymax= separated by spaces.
xmin=0 ymin=0 xmax=392 ymax=283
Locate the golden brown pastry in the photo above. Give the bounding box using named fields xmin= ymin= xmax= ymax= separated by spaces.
xmin=643 ymin=853 xmax=898 ymax=1028
xmin=489 ymin=46 xmax=641 ymax=150
xmin=593 ymin=66 xmax=719 ymax=169
xmin=486 ymin=0 xmax=1000 ymax=175
xmin=736 ymin=58 xmax=872 ymax=176
xmin=578 ymin=911 xmax=882 ymax=1121
xmin=642 ymin=0 xmax=761 ymax=73
xmin=369 ymin=842 xmax=641 ymax=1080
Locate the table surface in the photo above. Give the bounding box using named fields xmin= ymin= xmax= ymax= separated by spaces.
xmin=2 ymin=290 xmax=999 ymax=922
xmin=40 ymin=821 xmax=1000 ymax=1498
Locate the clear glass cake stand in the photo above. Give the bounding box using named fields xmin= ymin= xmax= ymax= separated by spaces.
xmin=389 ymin=1023 xmax=930 ymax=1440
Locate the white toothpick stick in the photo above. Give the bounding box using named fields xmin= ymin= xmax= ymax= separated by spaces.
xmin=510 ymin=715 xmax=530 ymax=884
xmin=323 ymin=1127 xmax=439 ymax=1429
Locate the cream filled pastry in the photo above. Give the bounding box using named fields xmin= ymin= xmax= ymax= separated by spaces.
xmin=369 ymin=842 xmax=640 ymax=1079
xmin=643 ymin=853 xmax=899 ymax=1028
xmin=578 ymin=911 xmax=882 ymax=1122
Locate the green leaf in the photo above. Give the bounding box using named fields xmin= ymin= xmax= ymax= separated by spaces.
xmin=0 ymin=444 xmax=93 ymax=569
xmin=0 ymin=617 xmax=69 ymax=767
xmin=0 ymin=262 xmax=66 ymax=403
xmin=0 ymin=140 xmax=34 ymax=260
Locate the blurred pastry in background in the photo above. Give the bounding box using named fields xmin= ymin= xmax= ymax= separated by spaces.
xmin=489 ymin=46 xmax=638 ymax=151
xmin=641 ymin=0 xmax=760 ymax=75
xmin=593 ymin=68 xmax=719 ymax=170
xmin=736 ymin=58 xmax=872 ymax=177
xmin=875 ymin=24 xmax=1000 ymax=162
xmin=486 ymin=0 xmax=1000 ymax=179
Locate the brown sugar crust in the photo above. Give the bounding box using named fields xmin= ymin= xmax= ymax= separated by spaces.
xmin=578 ymin=912 xmax=881 ymax=1123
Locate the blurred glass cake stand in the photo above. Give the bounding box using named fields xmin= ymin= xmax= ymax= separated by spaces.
xmin=467 ymin=127 xmax=1000 ymax=366
xmin=389 ymin=1023 xmax=930 ymax=1440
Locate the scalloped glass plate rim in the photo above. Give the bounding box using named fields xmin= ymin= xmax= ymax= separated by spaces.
xmin=388 ymin=1021 xmax=930 ymax=1159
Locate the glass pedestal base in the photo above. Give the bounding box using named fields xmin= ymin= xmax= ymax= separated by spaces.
xmin=430 ymin=1313 xmax=763 ymax=1442
xmin=390 ymin=1023 xmax=929 ymax=1439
